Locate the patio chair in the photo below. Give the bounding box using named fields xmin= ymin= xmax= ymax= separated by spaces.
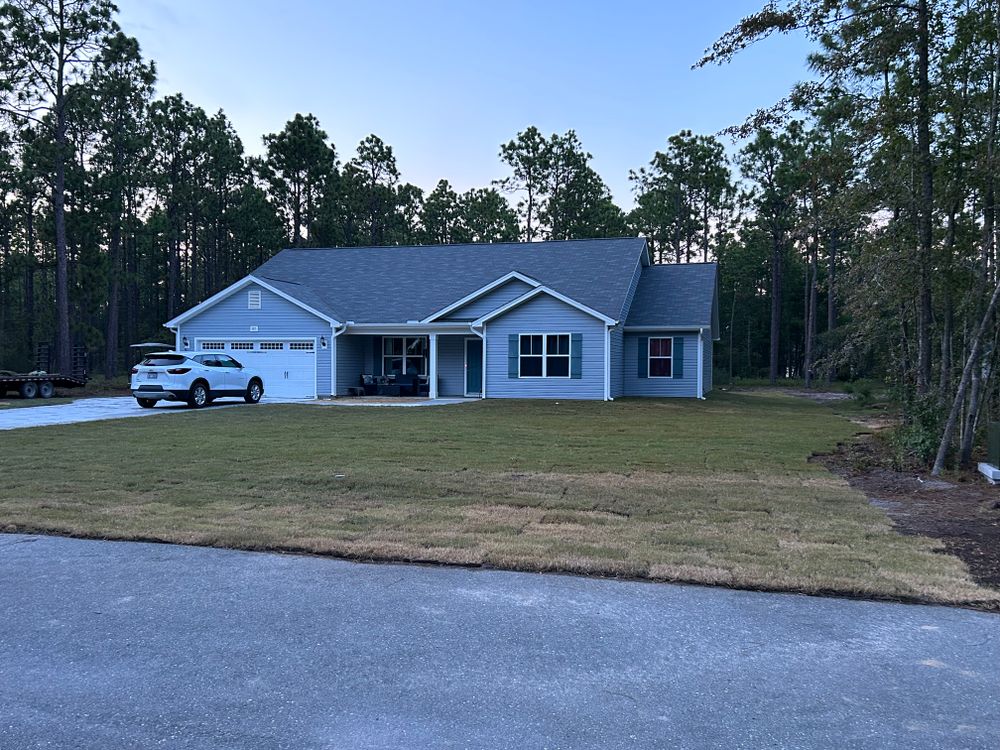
xmin=360 ymin=374 xmax=378 ymax=396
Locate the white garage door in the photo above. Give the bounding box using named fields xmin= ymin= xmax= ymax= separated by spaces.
xmin=199 ymin=340 xmax=317 ymax=399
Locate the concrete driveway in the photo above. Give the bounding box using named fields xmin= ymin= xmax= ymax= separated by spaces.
xmin=1 ymin=534 xmax=997 ymax=749
xmin=0 ymin=395 xmax=302 ymax=430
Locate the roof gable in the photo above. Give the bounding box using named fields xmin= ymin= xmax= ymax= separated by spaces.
xmin=473 ymin=285 xmax=617 ymax=326
xmin=423 ymin=272 xmax=541 ymax=322
xmin=164 ymin=275 xmax=341 ymax=328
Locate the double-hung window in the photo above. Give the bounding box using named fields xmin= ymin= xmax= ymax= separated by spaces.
xmin=382 ymin=336 xmax=427 ymax=376
xmin=519 ymin=333 xmax=570 ymax=378
xmin=648 ymin=337 xmax=673 ymax=377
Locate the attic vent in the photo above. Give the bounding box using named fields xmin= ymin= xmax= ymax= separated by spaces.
xmin=248 ymin=289 xmax=262 ymax=310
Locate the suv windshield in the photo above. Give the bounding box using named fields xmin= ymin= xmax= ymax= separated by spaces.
xmin=141 ymin=355 xmax=187 ymax=366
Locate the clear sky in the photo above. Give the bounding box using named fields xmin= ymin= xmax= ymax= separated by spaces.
xmin=115 ymin=1 xmax=813 ymax=208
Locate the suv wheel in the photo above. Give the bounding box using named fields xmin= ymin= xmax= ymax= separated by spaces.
xmin=188 ymin=382 xmax=209 ymax=409
xmin=244 ymin=380 xmax=263 ymax=404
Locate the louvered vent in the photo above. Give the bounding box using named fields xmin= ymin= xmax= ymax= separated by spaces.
xmin=248 ymin=289 xmax=262 ymax=310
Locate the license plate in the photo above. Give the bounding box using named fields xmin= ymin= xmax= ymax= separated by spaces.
xmin=146 ymin=371 xmax=158 ymax=380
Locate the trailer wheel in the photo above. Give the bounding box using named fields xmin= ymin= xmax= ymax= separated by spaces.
xmin=38 ymin=381 xmax=55 ymax=399
xmin=19 ymin=381 xmax=38 ymax=399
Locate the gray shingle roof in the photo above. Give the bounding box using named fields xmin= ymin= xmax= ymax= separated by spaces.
xmin=252 ymin=238 xmax=649 ymax=324
xmin=625 ymin=263 xmax=718 ymax=330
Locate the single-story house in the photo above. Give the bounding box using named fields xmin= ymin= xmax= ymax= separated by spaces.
xmin=163 ymin=238 xmax=719 ymax=400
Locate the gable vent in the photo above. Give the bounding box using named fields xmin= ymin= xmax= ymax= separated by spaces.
xmin=248 ymin=289 xmax=262 ymax=310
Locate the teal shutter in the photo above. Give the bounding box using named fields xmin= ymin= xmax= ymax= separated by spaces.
xmin=570 ymin=333 xmax=582 ymax=379
xmin=672 ymin=336 xmax=684 ymax=379
xmin=373 ymin=336 xmax=382 ymax=376
xmin=508 ymin=334 xmax=519 ymax=378
xmin=637 ymin=336 xmax=648 ymax=378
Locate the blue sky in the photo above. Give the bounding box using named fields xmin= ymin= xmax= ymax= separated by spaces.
xmin=116 ymin=1 xmax=813 ymax=208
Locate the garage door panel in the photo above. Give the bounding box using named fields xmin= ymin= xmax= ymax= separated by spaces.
xmin=198 ymin=340 xmax=316 ymax=399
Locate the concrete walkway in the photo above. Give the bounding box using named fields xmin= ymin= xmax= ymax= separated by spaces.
xmin=1 ymin=534 xmax=997 ymax=749
xmin=0 ymin=395 xmax=307 ymax=430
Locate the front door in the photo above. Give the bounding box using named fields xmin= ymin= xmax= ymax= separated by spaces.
xmin=465 ymin=338 xmax=483 ymax=396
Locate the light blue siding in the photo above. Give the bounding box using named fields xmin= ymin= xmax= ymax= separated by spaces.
xmin=437 ymin=335 xmax=470 ymax=396
xmin=611 ymin=258 xmax=643 ymax=398
xmin=335 ymin=335 xmax=367 ymax=395
xmin=178 ymin=282 xmax=333 ymax=396
xmin=623 ymin=331 xmax=700 ymax=397
xmin=610 ymin=327 xmax=624 ymax=398
xmin=484 ymin=295 xmax=606 ymax=400
xmin=442 ymin=279 xmax=535 ymax=321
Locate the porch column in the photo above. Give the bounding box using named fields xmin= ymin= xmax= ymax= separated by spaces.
xmin=429 ymin=333 xmax=438 ymax=399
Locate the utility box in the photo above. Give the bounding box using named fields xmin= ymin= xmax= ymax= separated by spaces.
xmin=990 ymin=422 xmax=1000 ymax=466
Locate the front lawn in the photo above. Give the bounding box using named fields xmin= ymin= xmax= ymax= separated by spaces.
xmin=0 ymin=392 xmax=994 ymax=606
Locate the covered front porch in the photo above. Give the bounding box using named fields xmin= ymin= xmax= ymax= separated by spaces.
xmin=333 ymin=328 xmax=484 ymax=399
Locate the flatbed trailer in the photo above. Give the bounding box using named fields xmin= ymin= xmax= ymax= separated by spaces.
xmin=0 ymin=373 xmax=88 ymax=399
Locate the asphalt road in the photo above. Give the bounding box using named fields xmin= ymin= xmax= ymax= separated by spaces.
xmin=1 ymin=534 xmax=997 ymax=749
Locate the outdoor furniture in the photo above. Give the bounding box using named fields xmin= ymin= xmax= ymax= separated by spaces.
xmin=395 ymin=373 xmax=419 ymax=397
xmin=377 ymin=383 xmax=401 ymax=397
xmin=347 ymin=386 xmax=364 ymax=397
xmin=360 ymin=374 xmax=378 ymax=396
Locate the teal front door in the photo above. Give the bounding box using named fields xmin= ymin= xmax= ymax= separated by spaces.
xmin=465 ymin=338 xmax=483 ymax=396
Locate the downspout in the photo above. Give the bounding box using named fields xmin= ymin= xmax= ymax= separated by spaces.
xmin=697 ymin=327 xmax=705 ymax=400
xmin=470 ymin=323 xmax=486 ymax=398
xmin=604 ymin=324 xmax=613 ymax=401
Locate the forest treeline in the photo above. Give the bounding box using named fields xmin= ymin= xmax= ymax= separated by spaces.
xmin=0 ymin=0 xmax=998 ymax=471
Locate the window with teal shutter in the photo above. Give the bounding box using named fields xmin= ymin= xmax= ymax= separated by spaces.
xmin=673 ymin=337 xmax=684 ymax=379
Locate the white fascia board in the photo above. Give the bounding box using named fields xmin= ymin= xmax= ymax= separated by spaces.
xmin=163 ymin=275 xmax=341 ymax=327
xmin=420 ymin=271 xmax=543 ymax=323
xmin=471 ymin=286 xmax=618 ymax=327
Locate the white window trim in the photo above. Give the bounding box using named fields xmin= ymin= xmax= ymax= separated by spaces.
xmin=382 ymin=336 xmax=429 ymax=377
xmin=518 ymin=333 xmax=571 ymax=379
xmin=648 ymin=336 xmax=675 ymax=379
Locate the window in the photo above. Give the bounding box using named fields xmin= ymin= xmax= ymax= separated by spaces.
xmin=202 ymin=342 xmax=225 ymax=350
xmin=519 ymin=333 xmax=570 ymax=378
xmin=382 ymin=336 xmax=427 ymax=376
xmin=230 ymin=342 xmax=254 ymax=350
xmin=248 ymin=289 xmax=261 ymax=310
xmin=215 ymin=355 xmax=243 ymax=368
xmin=648 ymin=337 xmax=673 ymax=378
xmin=260 ymin=342 xmax=284 ymax=350
xmin=289 ymin=341 xmax=314 ymax=351
xmin=141 ymin=354 xmax=187 ymax=366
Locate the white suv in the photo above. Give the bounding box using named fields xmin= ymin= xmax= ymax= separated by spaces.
xmin=130 ymin=351 xmax=264 ymax=409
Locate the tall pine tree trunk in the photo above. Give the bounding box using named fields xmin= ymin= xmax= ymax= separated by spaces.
xmin=769 ymin=234 xmax=782 ymax=384
xmin=804 ymin=239 xmax=818 ymax=389
xmin=53 ymin=107 xmax=71 ymax=373
xmin=915 ymin=0 xmax=934 ymax=395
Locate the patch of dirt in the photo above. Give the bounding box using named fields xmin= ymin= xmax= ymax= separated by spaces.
xmin=817 ymin=437 xmax=1000 ymax=590
xmin=723 ymin=386 xmax=852 ymax=402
